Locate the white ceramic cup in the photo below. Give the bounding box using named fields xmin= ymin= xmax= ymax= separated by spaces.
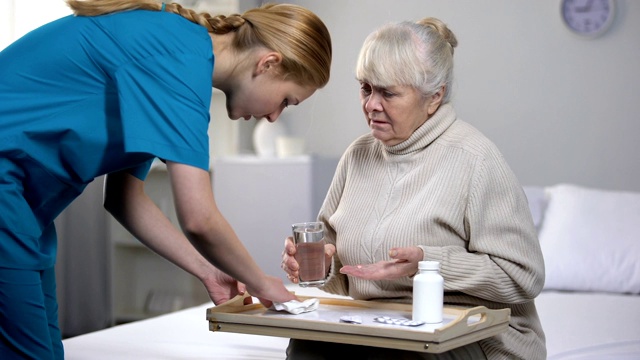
xmin=276 ymin=136 xmax=305 ymax=158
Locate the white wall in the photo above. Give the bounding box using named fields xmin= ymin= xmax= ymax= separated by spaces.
xmin=276 ymin=0 xmax=640 ymax=192
xmin=0 ymin=0 xmax=71 ymax=50
xmin=8 ymin=1 xmax=638 ymax=192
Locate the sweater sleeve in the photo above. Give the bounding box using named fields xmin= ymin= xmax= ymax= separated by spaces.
xmin=421 ymin=151 xmax=545 ymax=303
xmin=316 ymin=150 xmax=350 ymax=296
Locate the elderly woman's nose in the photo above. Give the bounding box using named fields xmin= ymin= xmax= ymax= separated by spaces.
xmin=364 ymin=94 xmax=382 ymax=112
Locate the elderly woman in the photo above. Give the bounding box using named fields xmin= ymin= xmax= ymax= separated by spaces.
xmin=282 ymin=17 xmax=546 ymax=359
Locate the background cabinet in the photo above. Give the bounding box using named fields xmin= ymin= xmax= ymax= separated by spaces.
xmin=212 ymin=156 xmax=338 ymax=281
xmin=109 ymin=164 xmax=210 ymax=324
xmin=109 ymin=155 xmax=338 ymax=324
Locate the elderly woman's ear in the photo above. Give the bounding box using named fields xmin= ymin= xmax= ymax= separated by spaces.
xmin=427 ymin=86 xmax=445 ymax=115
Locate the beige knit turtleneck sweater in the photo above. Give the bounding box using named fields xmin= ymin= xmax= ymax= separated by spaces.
xmin=318 ymin=104 xmax=546 ymax=359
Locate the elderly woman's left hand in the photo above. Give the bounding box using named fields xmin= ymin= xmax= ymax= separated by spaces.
xmin=339 ymin=246 xmax=424 ymax=280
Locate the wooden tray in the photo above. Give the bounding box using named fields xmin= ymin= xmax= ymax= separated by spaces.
xmin=207 ymin=293 xmax=510 ymax=353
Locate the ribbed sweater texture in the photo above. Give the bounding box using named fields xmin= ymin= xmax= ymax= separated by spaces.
xmin=319 ymin=104 xmax=546 ymax=359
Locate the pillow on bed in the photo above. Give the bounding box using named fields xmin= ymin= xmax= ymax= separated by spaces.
xmin=539 ymin=184 xmax=640 ymax=294
xmin=523 ymin=186 xmax=547 ymax=231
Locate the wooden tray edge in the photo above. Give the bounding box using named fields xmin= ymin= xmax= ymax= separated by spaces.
xmin=209 ymin=320 xmax=510 ymax=354
xmin=206 ymin=293 xmax=511 ymax=350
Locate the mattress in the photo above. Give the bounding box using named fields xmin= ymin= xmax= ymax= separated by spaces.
xmin=536 ymin=290 xmax=640 ymax=360
xmin=63 ymin=301 xmax=289 ymax=360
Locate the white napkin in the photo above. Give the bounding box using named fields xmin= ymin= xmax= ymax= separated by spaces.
xmin=271 ymin=298 xmax=319 ymax=315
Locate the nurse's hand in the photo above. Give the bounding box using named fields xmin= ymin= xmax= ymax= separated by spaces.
xmin=339 ymin=246 xmax=424 ymax=280
xmin=245 ymin=275 xmax=298 ymax=309
xmin=203 ymin=268 xmax=296 ymax=307
xmin=203 ymin=267 xmax=250 ymax=305
xmin=281 ymin=236 xmax=336 ymax=283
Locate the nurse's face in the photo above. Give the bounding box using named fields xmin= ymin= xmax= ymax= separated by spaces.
xmin=225 ymin=72 xmax=316 ymax=123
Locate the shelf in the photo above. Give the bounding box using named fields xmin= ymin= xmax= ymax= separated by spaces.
xmin=111 ymin=244 xmax=210 ymax=324
xmin=214 ymin=154 xmax=312 ymax=164
xmin=212 ymin=157 xmax=338 ymax=282
xmin=110 ymin=168 xmax=209 ymax=324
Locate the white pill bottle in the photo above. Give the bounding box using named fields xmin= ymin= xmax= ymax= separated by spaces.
xmin=412 ymin=260 xmax=444 ymax=323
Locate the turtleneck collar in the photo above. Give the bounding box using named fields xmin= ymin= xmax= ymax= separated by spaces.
xmin=383 ymin=103 xmax=456 ymax=155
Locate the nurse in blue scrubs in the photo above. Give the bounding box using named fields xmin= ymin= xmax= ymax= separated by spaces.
xmin=0 ymin=1 xmax=332 ymax=358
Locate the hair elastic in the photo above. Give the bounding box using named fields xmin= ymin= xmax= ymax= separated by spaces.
xmin=161 ymin=3 xmax=166 ymax=12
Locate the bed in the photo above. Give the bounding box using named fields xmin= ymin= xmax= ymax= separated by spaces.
xmin=63 ymin=184 xmax=640 ymax=359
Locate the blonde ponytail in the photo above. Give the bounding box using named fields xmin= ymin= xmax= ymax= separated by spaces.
xmin=66 ymin=0 xmax=248 ymax=34
xmin=66 ymin=1 xmax=331 ymax=88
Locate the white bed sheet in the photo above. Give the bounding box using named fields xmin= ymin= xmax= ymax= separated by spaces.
xmin=64 ymin=288 xmax=640 ymax=359
xmin=63 ymin=286 xmax=344 ymax=360
xmin=63 ymin=301 xmax=289 ymax=360
xmin=537 ymin=291 xmax=640 ymax=359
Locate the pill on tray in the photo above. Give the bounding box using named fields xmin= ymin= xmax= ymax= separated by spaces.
xmin=373 ymin=316 xmax=425 ymax=327
xmin=339 ymin=316 xmax=363 ymax=324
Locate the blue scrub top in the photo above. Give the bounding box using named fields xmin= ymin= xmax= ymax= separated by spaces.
xmin=0 ymin=10 xmax=214 ymax=270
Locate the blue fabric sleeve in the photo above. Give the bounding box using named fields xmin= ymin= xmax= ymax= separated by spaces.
xmin=115 ymin=53 xmax=212 ymax=171
xmin=126 ymin=159 xmax=154 ymax=180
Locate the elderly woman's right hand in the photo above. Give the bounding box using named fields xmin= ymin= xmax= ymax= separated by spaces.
xmin=282 ymin=236 xmax=336 ymax=283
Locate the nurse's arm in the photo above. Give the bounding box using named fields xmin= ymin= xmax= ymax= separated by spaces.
xmin=103 ymin=169 xmax=235 ymax=303
xmin=103 ymin=164 xmax=294 ymax=306
xmin=165 ymin=161 xmax=296 ymax=306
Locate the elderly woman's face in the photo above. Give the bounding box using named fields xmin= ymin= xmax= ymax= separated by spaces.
xmin=359 ymin=82 xmax=440 ymax=146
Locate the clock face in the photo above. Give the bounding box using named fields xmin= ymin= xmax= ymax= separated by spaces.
xmin=561 ymin=0 xmax=615 ymax=37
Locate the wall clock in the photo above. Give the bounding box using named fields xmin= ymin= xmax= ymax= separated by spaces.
xmin=561 ymin=0 xmax=616 ymax=38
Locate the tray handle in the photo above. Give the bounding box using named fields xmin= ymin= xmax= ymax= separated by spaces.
xmin=209 ymin=292 xmax=259 ymax=314
xmin=210 ymin=290 xmax=299 ymax=314
xmin=437 ymin=306 xmax=510 ymax=336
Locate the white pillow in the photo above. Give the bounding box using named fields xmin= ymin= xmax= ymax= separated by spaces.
xmin=523 ymin=186 xmax=547 ymax=231
xmin=539 ymin=184 xmax=640 ymax=294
